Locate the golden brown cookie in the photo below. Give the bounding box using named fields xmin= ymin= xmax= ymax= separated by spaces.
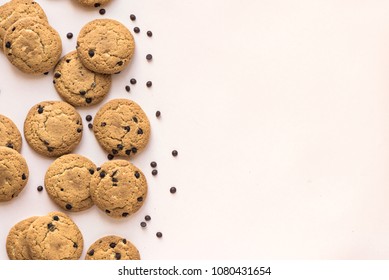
xmin=24 ymin=101 xmax=83 ymax=157
xmin=76 ymin=0 xmax=112 ymax=7
xmin=77 ymin=19 xmax=135 ymax=74
xmin=0 ymin=146 xmax=29 ymax=202
xmin=6 ymin=216 xmax=39 ymax=260
xmin=3 ymin=17 xmax=62 ymax=74
xmin=93 ymin=99 xmax=150 ymax=157
xmin=0 ymin=114 xmax=22 ymax=152
xmin=85 ymin=235 xmax=140 ymax=260
xmin=44 ymin=154 xmax=96 ymax=211
xmin=26 ymin=211 xmax=84 ymax=260
xmin=53 ymin=51 xmax=111 ymax=107
xmin=0 ymin=0 xmax=48 ymax=49
xmin=90 ymin=160 xmax=147 ymax=218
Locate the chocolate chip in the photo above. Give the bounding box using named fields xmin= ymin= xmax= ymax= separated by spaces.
xmin=146 ymin=81 xmax=152 ymax=87
xmin=117 ymin=144 xmax=123 ymax=150
xmin=37 ymin=185 xmax=43 ymax=192
xmin=112 ymin=178 xmax=118 ymax=183
xmin=86 ymin=115 xmax=92 ymax=122
xmin=66 ymin=59 xmax=71 ymax=63
xmin=88 ymin=249 xmax=95 ymax=256
xmin=137 ymin=197 xmax=143 ymax=202
xmin=130 ymin=78 xmax=137 ymax=85
xmin=170 ymin=187 xmax=177 ymax=194
xmin=100 ymin=171 xmax=106 ymax=178
xmin=122 ymin=212 xmax=129 ymax=217
xmin=109 ymin=242 xmax=116 ymax=248
xmin=131 ymin=147 xmax=137 ymax=154
xmin=124 ymin=126 xmax=130 ymax=132
xmin=97 ymin=167 xmax=101 ymax=171
xmin=117 ymin=61 xmax=123 ymax=66
xmin=130 ymin=14 xmax=136 ymax=21
xmin=115 ymin=253 xmax=121 ymax=260
xmin=43 ymin=72 xmax=49 ymax=75
xmin=150 ymin=161 xmax=157 ymax=168
xmin=66 ymin=204 xmax=72 ymax=210
xmin=77 ymin=128 xmax=82 ymax=133
xmin=6 ymin=143 xmax=13 ymax=149
xmin=66 ymin=32 xmax=73 ymax=39
xmin=53 ymin=216 xmax=59 ymax=221
xmin=38 ymin=105 xmax=43 ymax=114
xmin=5 ymin=42 xmax=11 ymax=48
xmin=52 ymin=80 xmax=56 ymax=84
xmin=133 ymin=27 xmax=140 ymax=33
xmin=172 ymin=150 xmax=178 ymax=157
xmin=156 ymin=232 xmax=163 ymax=238
xmin=88 ymin=123 xmax=93 ymax=129
xmin=86 ymin=98 xmax=92 ymax=104
xmin=91 ymin=82 xmax=96 ymax=88
xmin=94 ymin=3 xmax=100 ymax=7
xmin=137 ymin=128 xmax=143 ymax=134
xmin=22 ymin=174 xmax=26 ymax=180
xmin=60 ymin=188 xmax=64 ymax=191
xmin=156 ymin=111 xmax=161 ymax=118
xmin=47 ymin=147 xmax=54 ymax=152
xmin=125 ymin=149 xmax=131 ymax=155
xmin=54 ymin=72 xmax=61 ymax=78
xmin=101 ymin=122 xmax=106 ymax=127
xmin=112 ymin=149 xmax=118 ymax=155
xmin=113 ymin=183 xmax=118 ymax=187
xmin=73 ymin=242 xmax=78 ymax=248
xmin=152 ymin=169 xmax=158 ymax=176
xmin=147 ymin=31 xmax=153 ymax=37
xmin=47 ymin=223 xmax=55 ymax=231
xmin=89 ymin=169 xmax=95 ymax=175
xmin=125 ymin=85 xmax=130 ymax=92
xmin=132 ymin=117 xmax=138 ymax=123
xmin=43 ymin=140 xmax=49 ymax=146
xmin=79 ymin=90 xmax=86 ymax=95
xmin=108 ymin=154 xmax=114 ymax=160
xmin=88 ymin=49 xmax=95 ymax=57
xmin=105 ymin=209 xmax=111 ymax=213
xmin=99 ymin=8 xmax=106 ymax=15
xmin=140 ymin=221 xmax=147 ymax=228
xmin=122 ymin=239 xmax=127 ymax=244
xmin=145 ymin=215 xmax=151 ymax=221
xmin=134 ymin=171 xmax=140 ymax=179
xmin=146 ymin=54 xmax=152 ymax=61
xmin=11 ymin=27 xmax=15 ymax=32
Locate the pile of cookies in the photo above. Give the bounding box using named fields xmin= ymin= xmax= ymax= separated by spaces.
xmin=1 ymin=0 xmax=153 ymax=260
xmin=7 ymin=212 xmax=140 ymax=260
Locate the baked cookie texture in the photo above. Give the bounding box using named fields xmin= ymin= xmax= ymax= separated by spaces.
xmin=53 ymin=51 xmax=112 ymax=107
xmin=0 ymin=146 xmax=29 ymax=202
xmin=3 ymin=17 xmax=62 ymax=74
xmin=76 ymin=0 xmax=112 ymax=7
xmin=0 ymin=114 xmax=22 ymax=152
xmin=44 ymin=154 xmax=96 ymax=211
xmin=90 ymin=160 xmax=147 ymax=218
xmin=26 ymin=211 xmax=84 ymax=260
xmin=93 ymin=99 xmax=150 ymax=157
xmin=85 ymin=235 xmax=140 ymax=260
xmin=24 ymin=101 xmax=83 ymax=157
xmin=0 ymin=0 xmax=48 ymax=49
xmin=77 ymin=19 xmax=135 ymax=74
xmin=6 ymin=216 xmax=39 ymax=260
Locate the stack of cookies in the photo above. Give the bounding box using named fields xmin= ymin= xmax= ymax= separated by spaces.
xmin=0 ymin=0 xmax=62 ymax=74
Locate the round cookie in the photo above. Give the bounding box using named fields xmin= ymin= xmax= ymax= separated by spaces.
xmin=93 ymin=99 xmax=150 ymax=157
xmin=0 ymin=146 xmax=29 ymax=202
xmin=77 ymin=19 xmax=135 ymax=74
xmin=53 ymin=51 xmax=112 ymax=107
xmin=0 ymin=114 xmax=22 ymax=152
xmin=0 ymin=0 xmax=48 ymax=49
xmin=6 ymin=216 xmax=39 ymax=260
xmin=85 ymin=235 xmax=140 ymax=260
xmin=24 ymin=101 xmax=83 ymax=157
xmin=26 ymin=211 xmax=84 ymax=260
xmin=76 ymin=0 xmax=112 ymax=7
xmin=44 ymin=154 xmax=96 ymax=211
xmin=3 ymin=17 xmax=62 ymax=74
xmin=90 ymin=160 xmax=147 ymax=218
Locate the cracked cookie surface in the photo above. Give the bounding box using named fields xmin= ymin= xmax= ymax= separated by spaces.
xmin=90 ymin=160 xmax=147 ymax=218
xmin=93 ymin=99 xmax=150 ymax=157
xmin=77 ymin=19 xmax=135 ymax=74
xmin=0 ymin=114 xmax=22 ymax=152
xmin=24 ymin=101 xmax=83 ymax=157
xmin=44 ymin=154 xmax=96 ymax=211
xmin=85 ymin=235 xmax=140 ymax=260
xmin=54 ymin=51 xmax=111 ymax=107
xmin=26 ymin=211 xmax=84 ymax=260
xmin=0 ymin=0 xmax=48 ymax=49
xmin=6 ymin=216 xmax=39 ymax=260
xmin=0 ymin=146 xmax=29 ymax=202
xmin=76 ymin=0 xmax=112 ymax=7
xmin=3 ymin=17 xmax=62 ymax=74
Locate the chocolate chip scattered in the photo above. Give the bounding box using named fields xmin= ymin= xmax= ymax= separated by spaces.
xmin=101 ymin=122 xmax=106 ymax=127
xmin=53 ymin=216 xmax=59 ymax=221
xmin=147 ymin=30 xmax=153 ymax=37
xmin=117 ymin=144 xmax=123 ymax=150
xmin=113 ymin=183 xmax=118 ymax=187
xmin=88 ymin=49 xmax=95 ymax=57
xmin=145 ymin=215 xmax=151 ymax=221
xmin=47 ymin=223 xmax=54 ymax=231
xmin=109 ymin=242 xmax=116 ymax=248
xmin=156 ymin=232 xmax=163 ymax=238
xmin=38 ymin=106 xmax=43 ymax=114
xmin=52 ymin=80 xmax=56 ymax=84
xmin=22 ymin=174 xmax=26 ymax=180
xmin=130 ymin=78 xmax=137 ymax=85
xmin=77 ymin=128 xmax=82 ymax=133
xmin=140 ymin=221 xmax=147 ymax=228
xmin=54 ymin=72 xmax=61 ymax=78
xmin=122 ymin=239 xmax=127 ymax=244
xmin=112 ymin=149 xmax=118 ymax=155
xmin=150 ymin=161 xmax=157 ymax=168
xmin=47 ymin=147 xmax=54 ymax=152
xmin=66 ymin=204 xmax=72 ymax=210
xmin=44 ymin=72 xmax=49 ymax=75
xmin=105 ymin=209 xmax=111 ymax=213
xmin=125 ymin=149 xmax=131 ymax=155
xmin=107 ymin=154 xmax=114 ymax=160
xmin=134 ymin=171 xmax=140 ymax=178
xmin=79 ymin=90 xmax=86 ymax=95
xmin=88 ymin=249 xmax=95 ymax=256
xmin=100 ymin=171 xmax=106 ymax=178
xmin=86 ymin=98 xmax=92 ymax=104
xmin=86 ymin=115 xmax=92 ymax=122
xmin=131 ymin=147 xmax=138 ymax=154
xmin=112 ymin=178 xmax=118 ymax=183
xmin=117 ymin=61 xmax=123 ymax=66
xmin=137 ymin=197 xmax=143 ymax=202
xmin=156 ymin=111 xmax=161 ymax=118
xmin=97 ymin=167 xmax=101 ymax=171
xmin=146 ymin=81 xmax=152 ymax=88
xmin=170 ymin=187 xmax=177 ymax=194
xmin=89 ymin=169 xmax=95 ymax=175
xmin=66 ymin=59 xmax=71 ymax=63
xmin=94 ymin=3 xmax=101 ymax=7
xmin=73 ymin=242 xmax=78 ymax=248
xmin=11 ymin=27 xmax=15 ymax=32
xmin=146 ymin=54 xmax=153 ymax=61
xmin=60 ymin=188 xmax=64 ymax=191
xmin=6 ymin=143 xmax=13 ymax=149
xmin=125 ymin=85 xmax=130 ymax=92
xmin=88 ymin=123 xmax=93 ymax=129
xmin=99 ymin=8 xmax=106 ymax=15
xmin=66 ymin=32 xmax=73 ymax=39
xmin=132 ymin=117 xmax=138 ymax=123
xmin=5 ymin=42 xmax=11 ymax=48
xmin=152 ymin=169 xmax=158 ymax=176
xmin=37 ymin=185 xmax=43 ymax=192
xmin=134 ymin=27 xmax=140 ymax=33
xmin=115 ymin=253 xmax=121 ymax=260
xmin=122 ymin=212 xmax=129 ymax=217
xmin=124 ymin=126 xmax=130 ymax=132
xmin=172 ymin=150 xmax=178 ymax=157
xmin=137 ymin=128 xmax=143 ymax=134
xmin=130 ymin=14 xmax=136 ymax=21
